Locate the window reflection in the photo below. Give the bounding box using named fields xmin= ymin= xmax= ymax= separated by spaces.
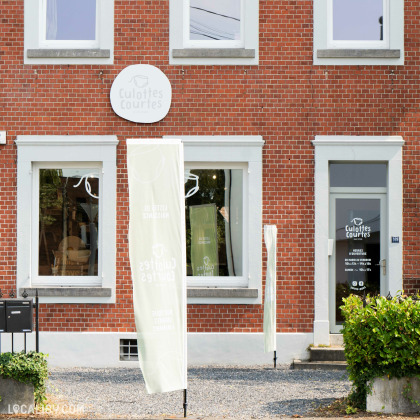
xmin=38 ymin=168 xmax=99 ymax=276
xmin=189 ymin=0 xmax=241 ymax=41
xmin=330 ymin=163 xmax=387 ymax=188
xmin=185 ymin=169 xmax=243 ymax=277
xmin=333 ymin=0 xmax=384 ymax=41
xmin=46 ymin=0 xmax=96 ymax=41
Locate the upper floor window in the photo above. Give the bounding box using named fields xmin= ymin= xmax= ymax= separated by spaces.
xmin=186 ymin=0 xmax=243 ymax=48
xmin=314 ymin=0 xmax=403 ymax=66
xmin=170 ymin=0 xmax=258 ymax=65
xmin=329 ymin=0 xmax=387 ymax=49
xmin=43 ymin=0 xmax=97 ymax=46
xmin=24 ymin=0 xmax=114 ymax=65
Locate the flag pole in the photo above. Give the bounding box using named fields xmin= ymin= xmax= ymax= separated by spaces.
xmin=274 ymin=350 xmax=277 ymax=369
xmin=183 ymin=388 xmax=188 ymax=417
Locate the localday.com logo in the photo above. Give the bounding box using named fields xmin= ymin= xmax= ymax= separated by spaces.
xmin=345 ymin=217 xmax=371 ymax=239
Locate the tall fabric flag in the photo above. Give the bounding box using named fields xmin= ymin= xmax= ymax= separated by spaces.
xmin=127 ymin=139 xmax=187 ymax=394
xmin=263 ymin=225 xmax=277 ymax=353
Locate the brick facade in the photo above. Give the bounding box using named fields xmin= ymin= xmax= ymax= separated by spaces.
xmin=0 ymin=1 xmax=419 ymax=343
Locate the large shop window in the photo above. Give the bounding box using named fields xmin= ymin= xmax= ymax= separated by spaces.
xmin=166 ymin=136 xmax=263 ymax=303
xmin=169 ymin=0 xmax=259 ymax=65
xmin=36 ymin=165 xmax=100 ymax=281
xmin=24 ymin=0 xmax=114 ymax=64
xmin=16 ymin=136 xmax=118 ymax=303
xmin=314 ymin=0 xmax=403 ymax=65
xmin=185 ymin=165 xmax=244 ymax=285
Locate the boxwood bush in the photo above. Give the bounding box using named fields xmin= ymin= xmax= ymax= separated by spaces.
xmin=0 ymin=351 xmax=48 ymax=405
xmin=341 ymin=293 xmax=420 ymax=409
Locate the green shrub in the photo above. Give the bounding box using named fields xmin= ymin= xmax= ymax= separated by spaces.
xmin=341 ymin=293 xmax=420 ymax=409
xmin=0 ymin=352 xmax=48 ymax=405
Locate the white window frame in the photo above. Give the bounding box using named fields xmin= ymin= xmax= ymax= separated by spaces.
xmin=185 ymin=162 xmax=247 ymax=288
xmin=312 ymin=136 xmax=403 ymax=345
xmin=165 ymin=135 xmax=264 ymax=304
xmin=184 ymin=0 xmax=245 ymax=49
xmin=32 ymin=162 xmax=103 ymax=287
xmin=314 ymin=0 xmax=404 ymax=66
xmin=327 ymin=0 xmax=389 ymax=50
xmin=16 ymin=136 xmax=118 ymax=303
xmin=169 ymin=0 xmax=259 ymax=65
xmin=40 ymin=0 xmax=99 ymax=49
xmin=24 ymin=0 xmax=114 ymax=65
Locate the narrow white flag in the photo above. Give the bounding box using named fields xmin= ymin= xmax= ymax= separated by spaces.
xmin=127 ymin=139 xmax=187 ymax=394
xmin=264 ymin=225 xmax=277 ymax=353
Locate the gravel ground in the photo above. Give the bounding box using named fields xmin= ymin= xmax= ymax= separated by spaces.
xmin=47 ymin=366 xmax=351 ymax=419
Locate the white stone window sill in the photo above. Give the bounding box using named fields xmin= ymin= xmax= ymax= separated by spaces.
xmin=317 ymin=49 xmax=400 ymax=59
xmin=27 ymin=49 xmax=111 ymax=59
xmin=172 ymin=48 xmax=256 ymax=59
xmin=187 ymin=288 xmax=258 ymax=298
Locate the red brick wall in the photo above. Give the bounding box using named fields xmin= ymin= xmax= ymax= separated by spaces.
xmin=1 ymin=1 xmax=419 ymax=333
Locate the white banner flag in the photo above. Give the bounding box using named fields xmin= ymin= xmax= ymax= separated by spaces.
xmin=264 ymin=225 xmax=277 ymax=353
xmin=128 ymin=139 xmax=187 ymax=394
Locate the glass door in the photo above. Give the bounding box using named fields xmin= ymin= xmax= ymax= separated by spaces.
xmin=329 ymin=194 xmax=386 ymax=332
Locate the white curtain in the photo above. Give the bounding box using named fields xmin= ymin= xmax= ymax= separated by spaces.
xmin=46 ymin=0 xmax=58 ymax=40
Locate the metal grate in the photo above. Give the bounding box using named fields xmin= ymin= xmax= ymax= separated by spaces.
xmin=119 ymin=339 xmax=139 ymax=361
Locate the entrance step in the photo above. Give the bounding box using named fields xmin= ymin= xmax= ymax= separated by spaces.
xmin=293 ymin=345 xmax=347 ymax=370
xmin=310 ymin=346 xmax=346 ymax=362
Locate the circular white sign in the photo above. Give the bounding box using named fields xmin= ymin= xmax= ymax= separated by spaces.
xmin=110 ymin=64 xmax=172 ymax=123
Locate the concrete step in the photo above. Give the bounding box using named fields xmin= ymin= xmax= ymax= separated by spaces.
xmin=293 ymin=360 xmax=348 ymax=371
xmin=310 ymin=346 xmax=346 ymax=362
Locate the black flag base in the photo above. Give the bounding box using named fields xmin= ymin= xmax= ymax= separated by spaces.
xmin=273 ymin=350 xmax=278 ymax=369
xmin=183 ymin=388 xmax=187 ymax=417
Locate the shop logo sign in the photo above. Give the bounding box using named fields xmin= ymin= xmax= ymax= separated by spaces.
xmin=110 ymin=64 xmax=172 ymax=123
xmin=345 ymin=217 xmax=371 ymax=239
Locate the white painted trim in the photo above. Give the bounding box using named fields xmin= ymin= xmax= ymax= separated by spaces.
xmin=0 ymin=332 xmax=312 ymax=367
xmin=24 ymin=0 xmax=114 ymax=64
xmin=166 ymin=135 xmax=264 ymax=304
xmin=16 ymin=136 xmax=118 ymax=304
xmin=314 ymin=0 xmax=404 ymax=65
xmin=169 ymin=0 xmax=259 ymax=65
xmin=312 ymin=135 xmax=403 ymax=345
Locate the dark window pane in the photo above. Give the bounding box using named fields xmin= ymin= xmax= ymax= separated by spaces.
xmin=335 ymin=198 xmax=381 ymax=323
xmin=39 ymin=168 xmax=99 ymax=276
xmin=185 ymin=169 xmax=243 ymax=277
xmin=330 ymin=163 xmax=387 ymax=188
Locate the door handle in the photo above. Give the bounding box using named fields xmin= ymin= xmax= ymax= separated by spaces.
xmin=376 ymin=259 xmax=386 ymax=275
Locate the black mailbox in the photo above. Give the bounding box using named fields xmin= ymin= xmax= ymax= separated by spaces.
xmin=0 ymin=301 xmax=5 ymax=332
xmin=5 ymin=299 xmax=33 ymax=332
